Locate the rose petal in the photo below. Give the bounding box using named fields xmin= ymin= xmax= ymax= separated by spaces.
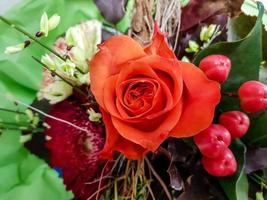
xmin=90 ymin=35 xmax=146 ymax=109
xmin=144 ymin=23 xmax=176 ymax=59
xmin=100 ymin=110 xmax=148 ymax=160
xmin=170 ymin=61 xmax=221 ymax=138
xmin=115 ymin=56 xmax=183 ymax=119
xmin=111 ymin=100 xmax=183 ymax=151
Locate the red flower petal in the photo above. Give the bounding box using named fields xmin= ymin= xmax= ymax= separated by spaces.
xmin=100 ymin=110 xmax=148 ymax=160
xmin=170 ymin=61 xmax=221 ymax=138
xmin=144 ymin=23 xmax=176 ymax=59
xmin=90 ymin=35 xmax=146 ymax=109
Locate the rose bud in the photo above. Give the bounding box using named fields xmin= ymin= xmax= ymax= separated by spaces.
xmin=219 ymin=111 xmax=250 ymax=139
xmin=199 ymin=54 xmax=231 ymax=83
xmin=202 ymin=148 xmax=237 ymax=177
xmin=194 ymin=124 xmax=231 ymax=158
xmin=238 ymin=80 xmax=267 ymax=113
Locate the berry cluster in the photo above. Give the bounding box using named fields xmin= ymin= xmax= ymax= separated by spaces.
xmin=194 ymin=111 xmax=250 ymax=177
xmin=195 ymin=54 xmax=267 ymax=177
xmin=199 ymin=54 xmax=267 ymax=113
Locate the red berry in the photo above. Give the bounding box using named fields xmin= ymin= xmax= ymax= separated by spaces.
xmin=194 ymin=124 xmax=231 ymax=158
xmin=219 ymin=111 xmax=250 ymax=139
xmin=202 ymin=148 xmax=237 ymax=177
xmin=238 ymin=81 xmax=267 ymax=113
xmin=199 ymin=54 xmax=231 ymax=83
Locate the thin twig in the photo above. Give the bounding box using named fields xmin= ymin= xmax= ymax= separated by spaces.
xmin=86 ymin=184 xmax=111 ymax=200
xmin=145 ymin=157 xmax=172 ymax=200
xmin=96 ymin=160 xmax=111 ymax=200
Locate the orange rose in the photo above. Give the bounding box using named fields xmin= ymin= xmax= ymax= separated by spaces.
xmin=90 ymin=26 xmax=221 ymax=160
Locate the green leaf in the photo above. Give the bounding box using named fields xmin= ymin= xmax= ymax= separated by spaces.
xmin=228 ymin=13 xmax=267 ymax=64
xmin=219 ymin=140 xmax=248 ymax=200
xmin=0 ymin=130 xmax=73 ymax=200
xmin=115 ymin=0 xmax=135 ymax=33
xmin=241 ymin=0 xmax=267 ymax=30
xmin=242 ymin=111 xmax=267 ymax=147
xmin=193 ymin=2 xmax=264 ymax=113
xmin=0 ymin=0 xmax=103 ymax=121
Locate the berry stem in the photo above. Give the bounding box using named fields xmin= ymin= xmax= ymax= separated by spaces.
xmin=0 ymin=16 xmax=65 ymax=61
xmin=222 ymin=91 xmax=238 ymax=98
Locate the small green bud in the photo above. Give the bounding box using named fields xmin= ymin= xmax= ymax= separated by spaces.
xmin=185 ymin=40 xmax=200 ymax=53
xmin=25 ymin=109 xmax=34 ymax=122
xmin=20 ymin=134 xmax=32 ymax=143
xmin=181 ymin=56 xmax=190 ymax=62
xmin=88 ymin=108 xmax=102 ymax=123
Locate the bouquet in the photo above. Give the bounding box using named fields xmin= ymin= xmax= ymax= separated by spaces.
xmin=0 ymin=0 xmax=267 ymax=199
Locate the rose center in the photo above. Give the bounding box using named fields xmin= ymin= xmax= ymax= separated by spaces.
xmin=123 ymin=80 xmax=157 ymax=113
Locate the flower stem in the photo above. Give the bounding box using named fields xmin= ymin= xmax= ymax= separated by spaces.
xmin=0 ymin=16 xmax=65 ymax=61
xmin=32 ymin=56 xmax=88 ymax=99
xmin=145 ymin=157 xmax=172 ymax=200
xmin=0 ymin=108 xmax=26 ymax=115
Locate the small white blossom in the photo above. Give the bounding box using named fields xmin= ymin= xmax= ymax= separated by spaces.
xmin=60 ymin=59 xmax=76 ymax=77
xmin=77 ymin=73 xmax=89 ymax=85
xmin=41 ymin=54 xmax=56 ymax=70
xmin=37 ymin=81 xmax=73 ymax=104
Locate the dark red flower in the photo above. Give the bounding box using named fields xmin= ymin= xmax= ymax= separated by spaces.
xmin=45 ymin=100 xmax=108 ymax=200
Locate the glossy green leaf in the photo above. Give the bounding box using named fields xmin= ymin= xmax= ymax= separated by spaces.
xmin=219 ymin=140 xmax=248 ymax=200
xmin=193 ymin=2 xmax=264 ymax=115
xmin=243 ymin=111 xmax=267 ymax=147
xmin=241 ymin=0 xmax=267 ymax=30
xmin=194 ymin=2 xmax=263 ymax=93
xmin=0 ymin=130 xmax=73 ymax=200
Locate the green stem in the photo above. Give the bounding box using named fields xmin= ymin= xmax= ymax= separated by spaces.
xmin=0 ymin=121 xmax=29 ymax=127
xmin=32 ymin=56 xmax=88 ymax=99
xmin=114 ymin=179 xmax=119 ymax=200
xmin=0 ymin=16 xmax=65 ymax=61
xmin=0 ymin=127 xmax=44 ymax=133
xmin=249 ymin=174 xmax=267 ymax=190
xmin=0 ymin=108 xmax=26 ymax=115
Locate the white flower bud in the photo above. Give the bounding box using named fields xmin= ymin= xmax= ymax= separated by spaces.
xmin=48 ymin=14 xmax=60 ymax=31
xmin=40 ymin=12 xmax=49 ymax=37
xmin=4 ymin=43 xmax=25 ymax=54
xmin=40 ymin=12 xmax=60 ymax=37
xmin=41 ymin=54 xmax=56 ymax=71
